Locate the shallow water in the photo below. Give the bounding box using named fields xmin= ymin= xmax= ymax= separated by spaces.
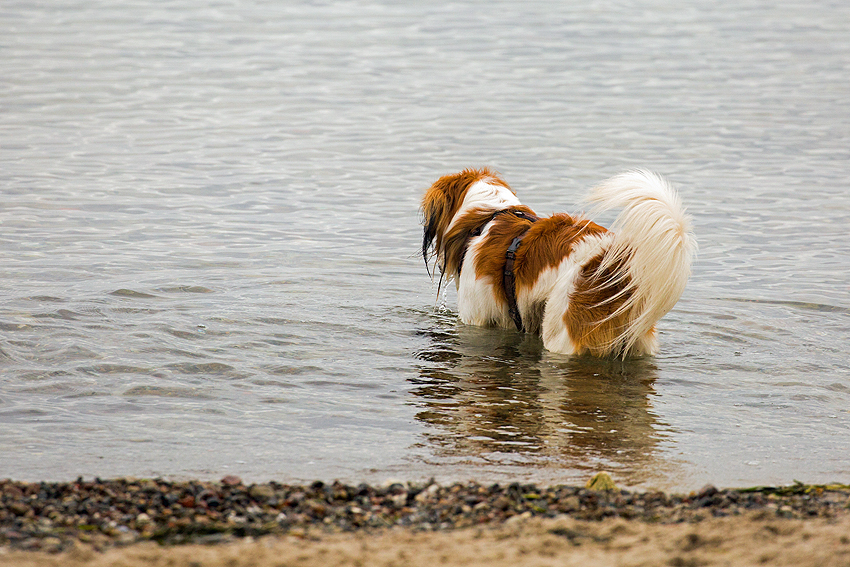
xmin=1 ymin=0 xmax=849 ymax=490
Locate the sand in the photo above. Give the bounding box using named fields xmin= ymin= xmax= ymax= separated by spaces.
xmin=4 ymin=512 xmax=850 ymax=567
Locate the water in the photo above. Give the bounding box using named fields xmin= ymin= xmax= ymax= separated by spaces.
xmin=1 ymin=0 xmax=849 ymax=490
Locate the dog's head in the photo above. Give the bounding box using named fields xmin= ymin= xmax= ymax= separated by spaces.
xmin=421 ymin=168 xmax=517 ymax=277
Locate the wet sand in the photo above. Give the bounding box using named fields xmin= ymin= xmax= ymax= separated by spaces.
xmin=2 ymin=477 xmax=849 ymax=566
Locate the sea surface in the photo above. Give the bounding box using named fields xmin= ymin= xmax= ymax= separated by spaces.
xmin=1 ymin=0 xmax=849 ymax=490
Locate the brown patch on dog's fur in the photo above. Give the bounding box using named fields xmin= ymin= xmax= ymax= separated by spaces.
xmin=564 ymin=253 xmax=648 ymax=357
xmin=515 ymin=215 xmax=608 ymax=290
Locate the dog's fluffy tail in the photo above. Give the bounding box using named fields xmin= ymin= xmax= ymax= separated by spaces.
xmin=585 ymin=169 xmax=697 ymax=356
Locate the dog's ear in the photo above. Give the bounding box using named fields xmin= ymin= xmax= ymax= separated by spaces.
xmin=421 ymin=186 xmax=449 ymax=274
xmin=421 ymin=168 xmax=500 ymax=273
xmin=422 ymin=218 xmax=437 ymax=273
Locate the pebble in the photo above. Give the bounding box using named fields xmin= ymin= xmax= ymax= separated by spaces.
xmin=586 ymin=472 xmax=617 ymax=491
xmin=221 ymin=475 xmax=243 ymax=487
xmin=0 ymin=477 xmax=847 ymax=552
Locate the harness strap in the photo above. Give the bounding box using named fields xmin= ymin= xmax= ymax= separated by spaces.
xmin=503 ymin=231 xmax=529 ymax=331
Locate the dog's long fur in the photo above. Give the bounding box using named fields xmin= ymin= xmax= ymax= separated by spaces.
xmin=421 ymin=168 xmax=696 ymax=357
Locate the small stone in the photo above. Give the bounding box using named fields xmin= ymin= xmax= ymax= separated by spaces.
xmin=381 ymin=479 xmax=405 ymax=490
xmin=221 ymin=475 xmax=243 ymax=487
xmin=41 ymin=536 xmax=62 ymax=552
xmin=415 ymin=484 xmax=439 ymax=503
xmin=504 ymin=511 xmax=533 ymax=528
xmin=249 ymin=484 xmax=275 ymax=500
xmin=585 ymin=472 xmax=617 ymax=491
xmin=559 ymin=495 xmax=581 ymax=512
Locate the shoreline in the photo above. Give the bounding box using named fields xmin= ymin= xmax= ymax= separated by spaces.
xmin=2 ymin=476 xmax=850 ymax=565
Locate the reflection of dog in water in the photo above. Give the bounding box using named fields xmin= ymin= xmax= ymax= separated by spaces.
xmin=413 ymin=323 xmax=669 ymax=484
xmin=421 ymin=168 xmax=696 ymax=357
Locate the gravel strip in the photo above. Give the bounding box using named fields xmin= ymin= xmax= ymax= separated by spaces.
xmin=2 ymin=476 xmax=848 ymax=552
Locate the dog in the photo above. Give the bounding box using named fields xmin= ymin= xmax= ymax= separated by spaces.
xmin=421 ymin=168 xmax=696 ymax=357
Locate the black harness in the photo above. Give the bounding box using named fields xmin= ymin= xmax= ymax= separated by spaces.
xmin=458 ymin=209 xmax=538 ymax=332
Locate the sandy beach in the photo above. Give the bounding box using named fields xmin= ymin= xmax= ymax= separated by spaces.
xmin=2 ymin=514 xmax=850 ymax=567
xmin=2 ymin=477 xmax=849 ymax=566
xmin=4 ymin=513 xmax=850 ymax=566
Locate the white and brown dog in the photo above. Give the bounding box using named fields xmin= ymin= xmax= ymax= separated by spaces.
xmin=421 ymin=168 xmax=696 ymax=357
